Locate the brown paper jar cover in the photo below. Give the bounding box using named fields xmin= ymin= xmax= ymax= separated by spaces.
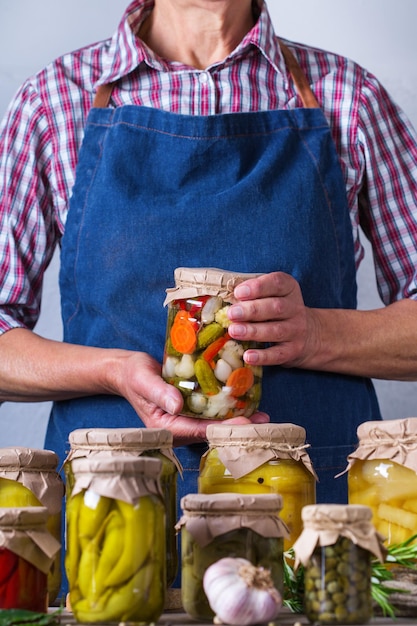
xmin=203 ymin=422 xmax=318 ymax=479
xmin=341 ymin=418 xmax=417 ymax=475
xmin=0 ymin=506 xmax=60 ymax=574
xmin=176 ymin=492 xmax=289 ymax=547
xmin=292 ymin=504 xmax=386 ymax=567
xmin=164 ymin=267 xmax=263 ymax=306
xmin=71 ymin=455 xmax=163 ymax=503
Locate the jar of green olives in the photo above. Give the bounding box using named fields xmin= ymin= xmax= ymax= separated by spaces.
xmin=64 ymin=427 xmax=181 ymax=587
xmin=176 ymin=492 xmax=288 ymax=621
xmin=0 ymin=447 xmax=65 ymax=604
xmin=293 ymin=504 xmax=385 ymax=625
xmin=199 ymin=423 xmax=317 ymax=550
xmin=66 ymin=456 xmax=166 ymax=624
xmin=0 ymin=506 xmax=60 ymax=612
xmin=162 ymin=267 xmax=263 ymax=419
xmin=345 ymin=418 xmax=417 ymax=546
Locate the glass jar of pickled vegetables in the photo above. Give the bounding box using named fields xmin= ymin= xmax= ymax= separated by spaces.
xmin=176 ymin=492 xmax=288 ymax=621
xmin=162 ymin=267 xmax=263 ymax=419
xmin=345 ymin=418 xmax=417 ymax=546
xmin=0 ymin=506 xmax=60 ymax=612
xmin=0 ymin=447 xmax=65 ymax=604
xmin=293 ymin=504 xmax=385 ymax=625
xmin=199 ymin=423 xmax=317 ymax=550
xmin=64 ymin=427 xmax=181 ymax=587
xmin=66 ymin=455 xmax=166 ymax=624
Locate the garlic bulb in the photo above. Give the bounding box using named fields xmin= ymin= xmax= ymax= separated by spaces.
xmin=203 ymin=557 xmax=282 ymax=625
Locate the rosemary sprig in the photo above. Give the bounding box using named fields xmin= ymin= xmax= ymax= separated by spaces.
xmin=283 ymin=535 xmax=417 ymax=618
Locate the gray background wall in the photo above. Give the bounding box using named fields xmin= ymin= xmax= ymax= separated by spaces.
xmin=1 ymin=0 xmax=417 ymax=447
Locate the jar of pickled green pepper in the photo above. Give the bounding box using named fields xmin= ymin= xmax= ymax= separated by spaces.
xmin=345 ymin=418 xmax=417 ymax=546
xmin=162 ymin=267 xmax=263 ymax=419
xmin=293 ymin=504 xmax=386 ymax=625
xmin=0 ymin=447 xmax=65 ymax=604
xmin=66 ymin=455 xmax=166 ymax=624
xmin=64 ymin=427 xmax=181 ymax=587
xmin=199 ymin=423 xmax=317 ymax=551
xmin=176 ymin=492 xmax=288 ymax=621
xmin=0 ymin=507 xmax=60 ymax=612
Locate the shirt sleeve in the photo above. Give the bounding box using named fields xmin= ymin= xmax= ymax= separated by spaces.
xmin=0 ymin=80 xmax=60 ymax=334
xmin=357 ymin=70 xmax=417 ymax=305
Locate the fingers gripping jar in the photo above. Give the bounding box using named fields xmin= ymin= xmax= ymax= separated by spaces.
xmin=176 ymin=492 xmax=289 ymax=621
xmin=66 ymin=456 xmax=166 ymax=624
xmin=64 ymin=427 xmax=181 ymax=587
xmin=345 ymin=418 xmax=417 ymax=546
xmin=293 ymin=504 xmax=385 ymax=625
xmin=0 ymin=507 xmax=60 ymax=612
xmin=199 ymin=423 xmax=317 ymax=550
xmin=163 ymin=267 xmax=263 ymax=419
xmin=0 ymin=447 xmax=65 ymax=603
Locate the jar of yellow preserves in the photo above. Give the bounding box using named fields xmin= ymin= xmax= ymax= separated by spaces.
xmin=64 ymin=427 xmax=181 ymax=587
xmin=293 ymin=505 xmax=385 ymax=625
xmin=162 ymin=267 xmax=263 ymax=419
xmin=176 ymin=492 xmax=288 ymax=621
xmin=0 ymin=507 xmax=60 ymax=612
xmin=199 ymin=423 xmax=317 ymax=550
xmin=66 ymin=456 xmax=166 ymax=624
xmin=0 ymin=447 xmax=65 ymax=604
xmin=346 ymin=418 xmax=417 ymax=545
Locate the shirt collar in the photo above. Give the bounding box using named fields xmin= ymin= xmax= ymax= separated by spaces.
xmin=95 ymin=0 xmax=288 ymax=86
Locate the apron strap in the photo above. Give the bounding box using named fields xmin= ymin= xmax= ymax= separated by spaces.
xmin=92 ymin=42 xmax=319 ymax=110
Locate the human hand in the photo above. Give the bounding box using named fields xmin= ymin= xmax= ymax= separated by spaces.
xmin=227 ymin=271 xmax=317 ymax=368
xmin=112 ymin=351 xmax=270 ymax=446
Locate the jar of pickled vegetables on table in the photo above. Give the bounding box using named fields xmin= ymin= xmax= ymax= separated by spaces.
xmin=345 ymin=418 xmax=417 ymax=546
xmin=0 ymin=447 xmax=65 ymax=603
xmin=64 ymin=427 xmax=181 ymax=587
xmin=293 ymin=504 xmax=385 ymax=625
xmin=199 ymin=423 xmax=317 ymax=550
xmin=162 ymin=267 xmax=263 ymax=419
xmin=0 ymin=506 xmax=60 ymax=612
xmin=66 ymin=455 xmax=166 ymax=624
xmin=176 ymin=492 xmax=288 ymax=621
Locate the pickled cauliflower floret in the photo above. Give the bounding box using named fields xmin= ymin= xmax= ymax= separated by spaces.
xmin=188 ymin=392 xmax=207 ymax=414
xmin=201 ymin=296 xmax=222 ymax=324
xmin=162 ymin=355 xmax=179 ymax=378
xmin=203 ymin=387 xmax=237 ymax=418
xmin=214 ymin=358 xmax=233 ymax=383
xmin=214 ymin=305 xmax=231 ymax=328
xmin=175 ymin=354 xmax=195 ymax=378
xmin=220 ymin=340 xmax=244 ymax=370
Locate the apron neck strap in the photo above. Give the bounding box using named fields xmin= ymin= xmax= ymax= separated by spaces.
xmin=92 ymin=41 xmax=320 ymax=110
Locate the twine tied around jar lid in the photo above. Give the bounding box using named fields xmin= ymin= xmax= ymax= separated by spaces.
xmin=203 ymin=423 xmax=318 ymax=479
xmin=0 ymin=506 xmax=61 ymax=574
xmin=164 ymin=267 xmax=263 ymax=306
xmin=176 ymin=493 xmax=289 ymax=547
xmin=292 ymin=504 xmax=386 ymax=567
xmin=337 ymin=418 xmax=417 ymax=477
xmin=0 ymin=447 xmax=65 ymax=515
xmin=65 ymin=427 xmax=183 ymax=475
xmin=71 ymin=455 xmax=163 ymax=503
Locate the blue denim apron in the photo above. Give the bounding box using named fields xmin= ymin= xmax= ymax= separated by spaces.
xmin=47 ymin=48 xmax=381 ymax=508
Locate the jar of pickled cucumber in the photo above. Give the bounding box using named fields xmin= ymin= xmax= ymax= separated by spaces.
xmin=293 ymin=504 xmax=385 ymax=625
xmin=162 ymin=267 xmax=263 ymax=419
xmin=345 ymin=418 xmax=417 ymax=546
xmin=64 ymin=427 xmax=181 ymax=587
xmin=199 ymin=423 xmax=317 ymax=551
xmin=0 ymin=506 xmax=60 ymax=612
xmin=176 ymin=492 xmax=288 ymax=621
xmin=0 ymin=447 xmax=65 ymax=603
xmin=66 ymin=455 xmax=166 ymax=624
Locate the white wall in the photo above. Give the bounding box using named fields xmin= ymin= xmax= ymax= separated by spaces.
xmin=0 ymin=0 xmax=417 ymax=447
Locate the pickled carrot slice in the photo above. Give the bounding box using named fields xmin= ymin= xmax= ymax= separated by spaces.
xmin=170 ymin=316 xmax=197 ymax=354
xmin=226 ymin=367 xmax=254 ymax=397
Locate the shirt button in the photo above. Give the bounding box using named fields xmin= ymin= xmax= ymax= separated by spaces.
xmin=199 ymin=72 xmax=209 ymax=84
